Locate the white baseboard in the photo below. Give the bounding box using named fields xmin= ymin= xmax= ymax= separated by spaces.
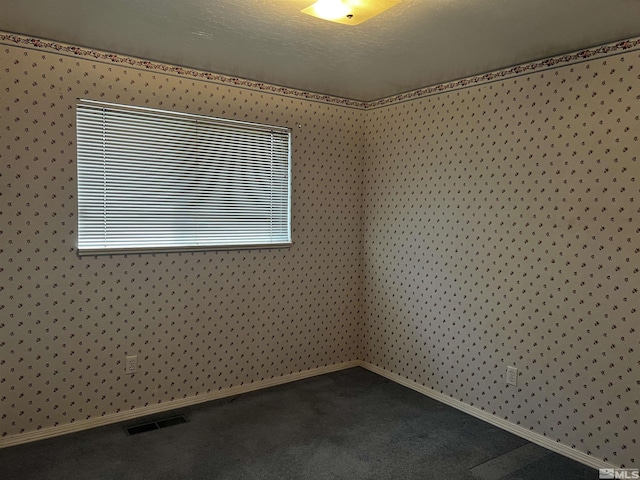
xmin=0 ymin=359 xmax=619 ymax=472
xmin=0 ymin=360 xmax=360 ymax=449
xmin=358 ymin=361 xmax=616 ymax=471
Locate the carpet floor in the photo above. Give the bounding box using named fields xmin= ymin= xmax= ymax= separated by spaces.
xmin=0 ymin=367 xmax=597 ymax=479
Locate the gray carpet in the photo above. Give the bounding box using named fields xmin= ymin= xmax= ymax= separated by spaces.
xmin=0 ymin=368 xmax=597 ymax=479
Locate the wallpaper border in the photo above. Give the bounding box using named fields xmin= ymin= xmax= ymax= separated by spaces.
xmin=2 ymin=32 xmax=640 ymax=109
xmin=0 ymin=32 xmax=369 ymax=109
xmin=365 ymin=37 xmax=640 ymax=108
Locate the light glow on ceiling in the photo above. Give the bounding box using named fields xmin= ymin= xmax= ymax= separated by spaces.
xmin=301 ymin=0 xmax=400 ymax=25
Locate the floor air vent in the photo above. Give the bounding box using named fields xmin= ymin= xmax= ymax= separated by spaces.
xmin=125 ymin=415 xmax=188 ymax=435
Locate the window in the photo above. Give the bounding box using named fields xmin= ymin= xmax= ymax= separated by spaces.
xmin=76 ymin=100 xmax=291 ymax=255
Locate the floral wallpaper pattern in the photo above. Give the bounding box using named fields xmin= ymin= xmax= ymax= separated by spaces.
xmin=363 ymin=50 xmax=639 ymax=467
xmin=0 ymin=38 xmax=364 ymax=438
xmin=1 ymin=32 xmax=639 ymax=468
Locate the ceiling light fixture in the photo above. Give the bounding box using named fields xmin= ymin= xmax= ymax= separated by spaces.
xmin=301 ymin=0 xmax=400 ymax=26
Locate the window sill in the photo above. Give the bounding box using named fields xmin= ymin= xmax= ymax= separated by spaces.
xmin=76 ymin=242 xmax=293 ymax=256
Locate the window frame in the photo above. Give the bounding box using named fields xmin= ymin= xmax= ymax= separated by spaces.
xmin=75 ymin=99 xmax=292 ymax=256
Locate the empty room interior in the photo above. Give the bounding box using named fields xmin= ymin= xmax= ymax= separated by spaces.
xmin=1 ymin=0 xmax=639 ymax=478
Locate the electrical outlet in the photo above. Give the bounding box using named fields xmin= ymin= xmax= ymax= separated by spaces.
xmin=506 ymin=366 xmax=518 ymax=386
xmin=126 ymin=355 xmax=137 ymax=374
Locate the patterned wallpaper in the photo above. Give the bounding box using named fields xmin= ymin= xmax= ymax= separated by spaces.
xmin=362 ymin=53 xmax=639 ymax=467
xmin=0 ymin=42 xmax=364 ymax=438
xmin=1 ymin=32 xmax=639 ymax=469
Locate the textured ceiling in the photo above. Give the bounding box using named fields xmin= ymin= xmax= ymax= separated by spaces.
xmin=2 ymin=0 xmax=640 ymax=101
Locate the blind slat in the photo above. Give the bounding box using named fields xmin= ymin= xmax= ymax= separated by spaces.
xmin=76 ymin=100 xmax=291 ymax=254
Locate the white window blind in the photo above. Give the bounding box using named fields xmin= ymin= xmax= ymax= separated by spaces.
xmin=76 ymin=99 xmax=291 ymax=255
